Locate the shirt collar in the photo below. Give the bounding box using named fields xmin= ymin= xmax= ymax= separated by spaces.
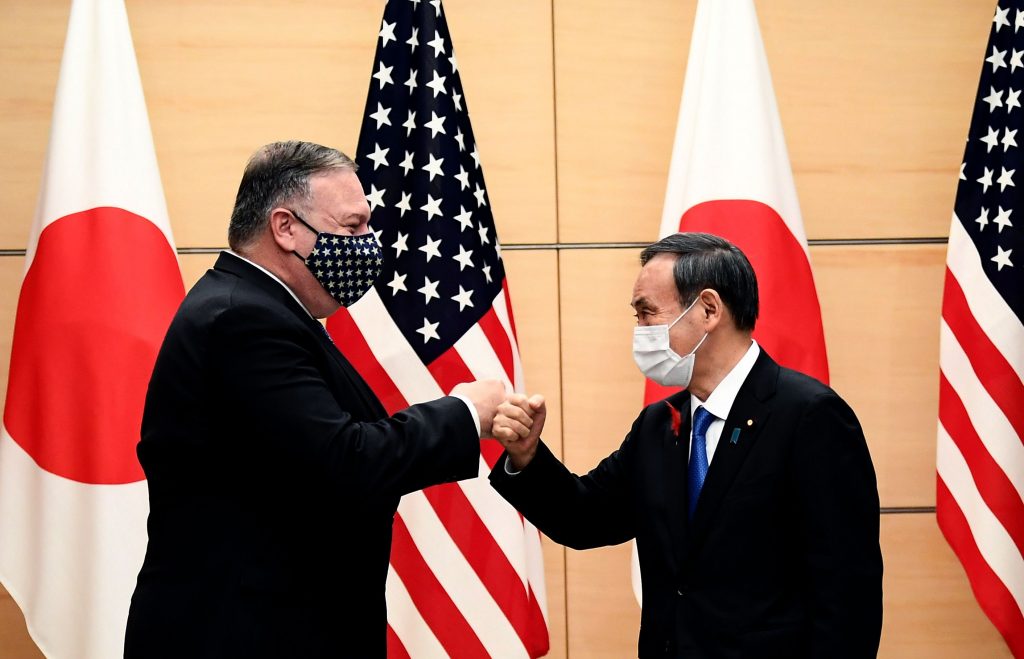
xmin=224 ymin=250 xmax=314 ymax=319
xmin=690 ymin=340 xmax=760 ymax=421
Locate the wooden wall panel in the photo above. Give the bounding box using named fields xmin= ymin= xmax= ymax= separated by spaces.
xmin=554 ymin=0 xmax=992 ymax=243
xmin=501 ymin=249 xmax=568 ymax=659
xmin=557 ymin=248 xmax=646 ymax=658
xmin=0 ymin=0 xmax=555 ymax=251
xmin=0 ymin=0 xmax=67 ymax=250
xmin=813 ymin=245 xmax=947 ymax=508
xmin=134 ymin=0 xmax=556 ymax=248
xmin=553 ymin=0 xmax=693 ymax=245
xmin=761 ymin=0 xmax=992 ymax=240
xmin=565 ymin=543 xmax=640 ymax=658
xmin=558 ymin=249 xmax=645 ymax=470
xmin=0 ymin=258 xmax=25 ymax=415
xmin=880 ymin=514 xmax=1011 ymax=657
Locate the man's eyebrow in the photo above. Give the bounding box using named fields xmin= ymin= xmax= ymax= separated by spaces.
xmin=631 ymin=297 xmax=650 ymax=309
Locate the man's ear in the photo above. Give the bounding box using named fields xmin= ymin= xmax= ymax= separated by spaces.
xmin=268 ymin=208 xmax=300 ymax=252
xmin=698 ymin=288 xmax=725 ymax=331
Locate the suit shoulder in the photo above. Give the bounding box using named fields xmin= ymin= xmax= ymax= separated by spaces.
xmin=186 ymin=269 xmax=296 ymax=326
xmin=775 ymin=365 xmax=838 ymax=401
xmin=773 ymin=365 xmax=862 ymax=430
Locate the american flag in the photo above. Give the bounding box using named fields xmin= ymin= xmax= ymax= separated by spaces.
xmin=325 ymin=0 xmax=550 ymax=656
xmin=937 ymin=2 xmax=1024 ymax=656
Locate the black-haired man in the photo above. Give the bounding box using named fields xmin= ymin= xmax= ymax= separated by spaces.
xmin=491 ymin=232 xmax=882 ymax=658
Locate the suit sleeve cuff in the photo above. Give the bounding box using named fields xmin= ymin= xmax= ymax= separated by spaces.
xmin=450 ymin=394 xmax=481 ymax=437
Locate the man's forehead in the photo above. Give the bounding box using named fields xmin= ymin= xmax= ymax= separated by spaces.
xmin=632 ymin=256 xmax=678 ymax=306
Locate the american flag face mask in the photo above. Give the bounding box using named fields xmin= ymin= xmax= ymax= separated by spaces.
xmin=289 ymin=210 xmax=383 ymax=307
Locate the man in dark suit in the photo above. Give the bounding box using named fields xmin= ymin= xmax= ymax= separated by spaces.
xmin=124 ymin=141 xmax=505 ymax=658
xmin=490 ymin=232 xmax=882 ymax=658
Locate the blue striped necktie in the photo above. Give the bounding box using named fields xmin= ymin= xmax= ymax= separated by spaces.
xmin=688 ymin=406 xmax=715 ymax=519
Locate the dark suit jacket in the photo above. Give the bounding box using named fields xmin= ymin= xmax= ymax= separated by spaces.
xmin=491 ymin=350 xmax=882 ymax=659
xmin=125 ymin=253 xmax=480 ymax=658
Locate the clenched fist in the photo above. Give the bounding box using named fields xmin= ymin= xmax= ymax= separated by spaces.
xmin=492 ymin=393 xmax=546 ymax=471
xmin=451 ymin=379 xmax=507 ymax=437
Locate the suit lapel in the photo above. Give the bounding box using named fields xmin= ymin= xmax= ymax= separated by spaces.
xmin=662 ymin=394 xmax=691 ymax=560
xmin=688 ymin=351 xmax=778 ymax=542
xmin=214 ymin=252 xmax=388 ymax=420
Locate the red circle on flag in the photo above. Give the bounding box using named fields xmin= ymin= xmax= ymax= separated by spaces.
xmin=4 ymin=208 xmax=184 ymax=484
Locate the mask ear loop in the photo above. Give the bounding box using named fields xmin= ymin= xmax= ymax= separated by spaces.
xmin=668 ymin=295 xmax=702 ymax=330
xmin=686 ymin=331 xmax=710 ymax=358
xmin=287 ymin=209 xmax=319 ymax=263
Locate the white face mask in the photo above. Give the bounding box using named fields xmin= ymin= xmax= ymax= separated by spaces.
xmin=632 ymin=296 xmax=709 ymax=388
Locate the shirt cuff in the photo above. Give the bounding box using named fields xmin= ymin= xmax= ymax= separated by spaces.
xmin=450 ymin=393 xmax=481 ymax=437
xmin=503 ymin=455 xmax=521 ymax=476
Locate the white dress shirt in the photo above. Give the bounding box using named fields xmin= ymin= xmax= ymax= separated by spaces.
xmin=688 ymin=340 xmax=760 ymax=463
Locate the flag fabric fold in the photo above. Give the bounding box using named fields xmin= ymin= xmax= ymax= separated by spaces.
xmin=634 ymin=0 xmax=829 ymax=604
xmin=325 ymin=1 xmax=548 ymax=656
xmin=938 ymin=2 xmax=1024 ymax=655
xmin=0 ymin=0 xmax=184 ymax=657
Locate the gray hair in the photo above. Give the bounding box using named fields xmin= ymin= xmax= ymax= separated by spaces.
xmin=640 ymin=232 xmax=759 ymax=331
xmin=227 ymin=141 xmax=357 ymax=250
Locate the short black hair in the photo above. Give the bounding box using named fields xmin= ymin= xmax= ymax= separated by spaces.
xmin=640 ymin=232 xmax=759 ymax=331
xmin=228 ymin=141 xmax=356 ymax=250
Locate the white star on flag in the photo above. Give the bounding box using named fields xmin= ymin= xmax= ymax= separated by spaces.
xmin=998 ymin=166 xmax=1016 ymax=191
xmin=415 ymin=317 xmax=440 ymax=342
xmin=994 ymin=206 xmax=1013 ymax=232
xmin=426 ymin=70 xmax=448 ymax=97
xmin=452 ymin=244 xmax=474 ymax=271
xmin=420 ymin=194 xmax=442 ymax=221
xmin=984 ymin=86 xmax=1004 ymax=111
xmin=391 ymin=231 xmax=409 ymax=257
xmin=427 ymin=31 xmax=445 ymax=57
xmin=366 ymin=184 xmax=386 ymax=210
xmin=989 ymin=45 xmax=1008 ymax=72
xmin=373 ymin=62 xmax=394 ymax=88
xmin=395 ymin=192 xmax=412 ymax=216
xmin=370 ymin=103 xmax=392 ymax=128
xmin=451 ymin=285 xmax=473 ymax=311
xmin=991 ymin=245 xmax=1014 ymax=270
xmin=417 ymin=276 xmax=440 ymax=303
xmin=425 ymin=111 xmax=446 ymax=138
xmin=367 ymin=143 xmax=390 ymax=170
xmin=379 ymin=20 xmax=397 ymax=47
xmin=419 ymin=235 xmax=442 ymax=261
xmin=387 ymin=272 xmax=407 ymax=295
xmin=422 ymin=154 xmax=445 ymax=181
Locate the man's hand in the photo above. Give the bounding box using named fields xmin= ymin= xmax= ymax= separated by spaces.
xmin=451 ymin=379 xmax=506 ymax=437
xmin=493 ymin=393 xmax=546 ymax=471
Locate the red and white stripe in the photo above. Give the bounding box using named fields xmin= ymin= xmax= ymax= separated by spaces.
xmin=330 ymin=283 xmax=549 ymax=658
xmin=938 ymin=213 xmax=1024 ymax=656
xmin=0 ymin=1 xmax=183 ymax=658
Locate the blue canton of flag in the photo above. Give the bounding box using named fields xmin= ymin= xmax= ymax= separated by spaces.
xmin=956 ymin=1 xmax=1023 ymax=321
xmin=355 ymin=0 xmax=503 ymax=364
